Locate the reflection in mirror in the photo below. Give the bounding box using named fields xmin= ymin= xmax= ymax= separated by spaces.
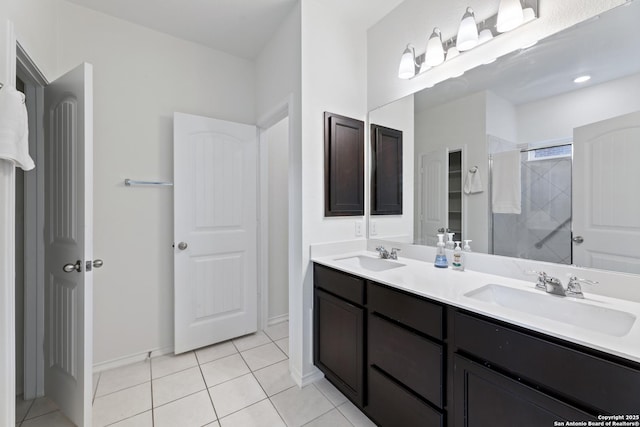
xmin=367 ymin=1 xmax=640 ymax=275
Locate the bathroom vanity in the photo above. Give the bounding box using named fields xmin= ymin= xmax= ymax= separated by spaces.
xmin=312 ymin=254 xmax=640 ymax=427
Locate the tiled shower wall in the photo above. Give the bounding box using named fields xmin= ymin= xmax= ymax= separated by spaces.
xmin=492 ymin=154 xmax=572 ymax=264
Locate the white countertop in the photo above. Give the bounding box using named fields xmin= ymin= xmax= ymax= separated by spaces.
xmin=312 ymin=250 xmax=640 ymax=364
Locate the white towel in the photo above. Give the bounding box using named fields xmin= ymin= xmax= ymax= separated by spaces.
xmin=492 ymin=150 xmax=521 ymax=214
xmin=0 ymin=86 xmax=34 ymax=170
xmin=463 ymin=167 xmax=483 ymax=194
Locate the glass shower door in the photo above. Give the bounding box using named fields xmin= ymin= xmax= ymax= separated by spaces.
xmin=492 ymin=145 xmax=572 ymax=264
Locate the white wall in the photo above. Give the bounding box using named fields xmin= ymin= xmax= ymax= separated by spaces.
xmin=368 ymin=94 xmax=414 ymax=241
xmin=415 ymin=92 xmax=488 ymax=252
xmin=367 ymin=0 xmax=626 ymax=111
xmin=3 ymin=0 xmax=58 ymax=79
xmin=267 ymin=118 xmax=289 ymax=321
xmin=517 ymin=72 xmax=640 ymax=144
xmin=254 ymin=2 xmax=304 ymax=383
xmin=298 ymin=0 xmax=370 ymax=383
xmin=486 ymin=91 xmax=518 ymax=143
xmin=53 ymin=1 xmax=256 ymax=365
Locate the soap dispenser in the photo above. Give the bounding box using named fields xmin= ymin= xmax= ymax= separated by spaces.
xmin=452 ymin=241 xmax=464 ymax=271
xmin=463 ymin=240 xmax=473 ymax=252
xmin=434 ymin=234 xmax=448 ymax=268
xmin=446 ymin=232 xmax=455 ymax=250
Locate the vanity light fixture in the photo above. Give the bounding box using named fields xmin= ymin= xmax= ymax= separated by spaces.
xmin=425 ymin=28 xmax=445 ymax=67
xmin=478 ymin=28 xmax=494 ymax=45
xmin=398 ymin=44 xmax=418 ymax=79
xmin=397 ymin=1 xmax=538 ymax=80
xmin=497 ymin=0 xmax=524 ymax=33
xmin=456 ymin=8 xmax=479 ymax=51
xmin=574 ymin=75 xmax=591 ymax=83
xmin=523 ymin=7 xmax=536 ymax=23
xmin=446 ymin=46 xmax=460 ymax=61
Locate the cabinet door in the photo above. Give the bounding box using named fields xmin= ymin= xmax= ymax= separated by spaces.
xmin=324 ymin=112 xmax=364 ymax=216
xmin=453 ymin=355 xmax=594 ymax=426
xmin=314 ymin=289 xmax=364 ymax=406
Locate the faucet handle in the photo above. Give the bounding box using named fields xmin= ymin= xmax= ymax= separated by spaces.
xmin=390 ymin=248 xmax=401 ymax=260
xmin=526 ymin=270 xmax=548 ymax=290
xmin=565 ymin=275 xmax=598 ymax=298
xmin=375 ymin=246 xmax=388 ymax=258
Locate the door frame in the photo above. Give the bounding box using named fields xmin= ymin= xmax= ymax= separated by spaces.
xmin=256 ymin=95 xmax=293 ymax=331
xmin=17 ymin=41 xmax=49 ymax=400
xmin=0 ymin=21 xmax=49 ymax=426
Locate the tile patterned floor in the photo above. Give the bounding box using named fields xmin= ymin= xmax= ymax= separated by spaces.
xmin=15 ymin=321 xmax=375 ymax=427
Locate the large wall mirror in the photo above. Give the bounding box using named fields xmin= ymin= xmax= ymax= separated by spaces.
xmin=368 ymin=1 xmax=640 ymax=275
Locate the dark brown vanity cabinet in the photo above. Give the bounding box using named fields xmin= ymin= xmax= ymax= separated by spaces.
xmin=450 ymin=310 xmax=640 ymax=425
xmin=312 ymin=263 xmax=640 ymax=427
xmin=366 ymin=282 xmax=445 ymax=427
xmin=313 ymin=264 xmax=366 ymax=406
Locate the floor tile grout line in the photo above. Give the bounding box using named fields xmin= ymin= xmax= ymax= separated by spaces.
xmin=102 ymin=409 xmax=151 ymax=427
xmin=93 ymin=378 xmax=152 ymax=400
xmin=300 ymin=405 xmax=342 ymax=427
xmin=149 ymin=356 xmax=156 ymax=427
xmin=195 ymin=350 xmax=221 ymax=424
xmin=17 ymin=396 xmax=35 ymax=424
xmin=92 ymin=372 xmax=101 ymax=405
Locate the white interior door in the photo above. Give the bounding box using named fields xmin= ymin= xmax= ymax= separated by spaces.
xmin=174 ymin=113 xmax=258 ymax=354
xmin=43 ymin=63 xmax=93 ymax=426
xmin=419 ymin=150 xmax=447 ymax=246
xmin=573 ymin=110 xmax=640 ymax=273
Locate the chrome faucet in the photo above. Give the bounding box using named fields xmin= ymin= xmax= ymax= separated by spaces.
xmin=376 ymin=246 xmax=401 ymax=260
xmin=543 ymin=275 xmax=566 ymax=296
xmin=376 ymin=246 xmax=389 ymax=259
xmin=528 ymin=271 xmax=598 ymax=298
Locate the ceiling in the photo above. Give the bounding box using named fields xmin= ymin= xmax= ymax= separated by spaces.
xmin=65 ymin=0 xmax=404 ymax=59
xmin=414 ymin=1 xmax=640 ymax=112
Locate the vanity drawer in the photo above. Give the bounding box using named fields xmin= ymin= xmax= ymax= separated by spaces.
xmin=367 ymin=367 xmax=443 ymax=427
xmin=453 ymin=310 xmax=640 ymax=414
xmin=313 ymin=264 xmax=365 ymax=305
xmin=368 ymin=282 xmax=443 ymax=340
xmin=369 ymin=313 xmax=443 ymax=407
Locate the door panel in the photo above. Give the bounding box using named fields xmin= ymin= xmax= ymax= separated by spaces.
xmin=174 ymin=113 xmax=258 ymax=354
xmin=419 ymin=149 xmax=446 ymax=246
xmin=573 ymin=111 xmax=640 ymax=273
xmin=44 ymin=63 xmax=93 ymax=427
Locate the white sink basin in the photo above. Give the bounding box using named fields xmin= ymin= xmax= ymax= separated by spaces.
xmin=334 ymin=255 xmax=406 ymax=272
xmin=465 ymin=284 xmax=636 ymax=337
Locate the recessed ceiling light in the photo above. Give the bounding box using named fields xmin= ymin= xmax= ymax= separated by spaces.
xmin=574 ymin=75 xmax=591 ymax=83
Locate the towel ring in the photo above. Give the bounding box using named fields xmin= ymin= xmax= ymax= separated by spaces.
xmin=0 ymin=82 xmax=26 ymax=104
xmin=469 ymin=166 xmax=478 ymax=173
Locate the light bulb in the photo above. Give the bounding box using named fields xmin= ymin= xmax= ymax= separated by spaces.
xmin=446 ymin=47 xmax=460 ymax=61
xmin=497 ymin=0 xmax=524 ymax=33
xmin=425 ymin=28 xmax=445 ymax=67
xmin=523 ymin=7 xmax=536 ymax=23
xmin=478 ymin=28 xmax=493 ymax=44
xmin=457 ymin=7 xmax=479 ymax=51
xmin=398 ymin=44 xmax=417 ymax=79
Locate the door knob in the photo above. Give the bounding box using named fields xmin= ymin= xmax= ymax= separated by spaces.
xmin=63 ymin=260 xmax=82 ymax=273
xmin=572 ymin=236 xmax=584 ymax=244
xmin=93 ymin=259 xmax=104 ymax=268
xmin=177 ymin=242 xmax=188 ymax=250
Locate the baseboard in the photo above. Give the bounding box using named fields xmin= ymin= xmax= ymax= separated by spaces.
xmin=93 ymin=346 xmax=174 ymax=374
xmin=290 ymin=364 xmax=324 ymax=388
xmin=267 ymin=313 xmax=289 ymax=326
